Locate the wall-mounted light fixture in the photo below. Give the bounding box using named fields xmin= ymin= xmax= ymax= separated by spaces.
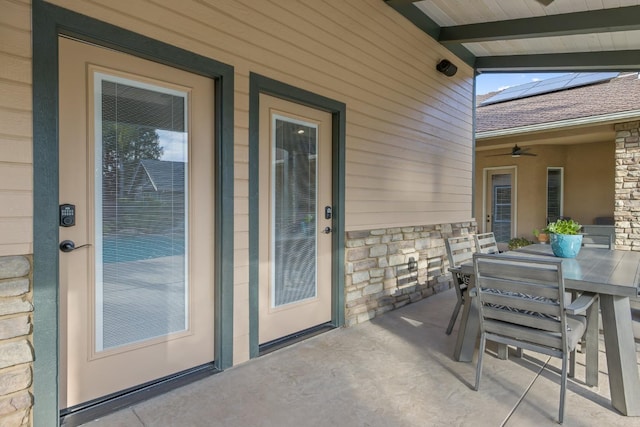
xmin=436 ymin=59 xmax=457 ymax=77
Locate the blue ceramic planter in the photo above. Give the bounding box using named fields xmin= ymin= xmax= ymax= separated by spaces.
xmin=550 ymin=233 xmax=583 ymax=258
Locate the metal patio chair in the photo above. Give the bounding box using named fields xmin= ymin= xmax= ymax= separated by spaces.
xmin=444 ymin=235 xmax=474 ymax=335
xmin=472 ymin=253 xmax=599 ymax=424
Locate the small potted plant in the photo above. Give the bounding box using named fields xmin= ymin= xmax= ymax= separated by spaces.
xmin=533 ymin=227 xmax=550 ymax=244
xmin=508 ymin=237 xmax=533 ymax=250
xmin=546 ymin=218 xmax=583 ymax=258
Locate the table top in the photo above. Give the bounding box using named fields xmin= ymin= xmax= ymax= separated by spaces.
xmin=462 ymin=244 xmax=640 ymax=298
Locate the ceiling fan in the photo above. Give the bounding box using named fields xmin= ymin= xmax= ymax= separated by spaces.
xmin=486 ymin=145 xmax=537 ymax=157
xmin=535 ymin=0 xmax=555 ymax=5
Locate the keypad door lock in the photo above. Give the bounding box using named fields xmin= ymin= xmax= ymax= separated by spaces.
xmin=59 ymin=204 xmax=76 ymax=227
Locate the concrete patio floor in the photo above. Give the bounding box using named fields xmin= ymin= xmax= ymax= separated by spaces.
xmin=80 ymin=289 xmax=640 ymax=427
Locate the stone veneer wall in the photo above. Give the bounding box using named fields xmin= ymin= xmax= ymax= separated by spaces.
xmin=615 ymin=120 xmax=640 ymax=251
xmin=0 ymin=256 xmax=33 ymax=426
xmin=344 ymin=221 xmax=477 ymax=326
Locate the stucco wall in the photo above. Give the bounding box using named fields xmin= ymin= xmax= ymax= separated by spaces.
xmin=564 ymin=141 xmax=615 ymax=225
xmin=475 ymin=141 xmax=615 ymax=241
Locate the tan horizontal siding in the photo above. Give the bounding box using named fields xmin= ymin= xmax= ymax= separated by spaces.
xmin=0 ymin=108 xmax=31 ymax=137
xmin=0 ymin=191 xmax=31 ymax=217
xmin=0 ymin=0 xmax=30 ymax=30
xmin=48 ymin=0 xmax=474 ymax=231
xmin=0 ymin=135 xmax=31 ymax=164
xmin=0 ymin=52 xmax=31 ymax=83
xmin=0 ymin=163 xmax=32 ymax=191
xmin=0 ymin=80 xmax=31 ymax=111
xmin=0 ymin=24 xmax=31 ymax=57
xmin=0 ymin=0 xmax=32 ymax=255
xmin=0 ymin=217 xmax=31 ymax=245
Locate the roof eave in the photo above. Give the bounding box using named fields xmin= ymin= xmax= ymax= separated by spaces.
xmin=476 ymin=109 xmax=640 ymax=140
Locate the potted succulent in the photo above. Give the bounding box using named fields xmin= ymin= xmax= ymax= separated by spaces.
xmin=546 ymin=218 xmax=583 ymax=258
xmin=533 ymin=227 xmax=550 ymax=244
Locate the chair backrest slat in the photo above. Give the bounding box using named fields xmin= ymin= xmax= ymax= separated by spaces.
xmin=582 ymin=233 xmax=613 ymax=249
xmin=478 ymin=276 xmax=560 ymax=299
xmin=445 ymin=236 xmax=474 ymax=268
xmin=474 ymin=232 xmax=499 ymax=254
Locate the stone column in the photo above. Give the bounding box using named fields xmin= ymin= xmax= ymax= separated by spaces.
xmin=614 ymin=120 xmax=640 ymax=251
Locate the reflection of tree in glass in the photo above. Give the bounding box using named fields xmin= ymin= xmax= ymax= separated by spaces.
xmin=102 ymin=123 xmax=164 ymax=233
xmin=102 ymin=123 xmax=163 ymax=196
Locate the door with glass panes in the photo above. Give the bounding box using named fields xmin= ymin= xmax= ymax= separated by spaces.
xmin=58 ymin=37 xmax=215 ymax=408
xmin=258 ymin=94 xmax=333 ymax=345
xmin=485 ymin=168 xmax=515 ymax=243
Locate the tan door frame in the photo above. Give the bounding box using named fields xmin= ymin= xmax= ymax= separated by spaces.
xmin=32 ymin=2 xmax=234 ymax=423
xmin=248 ymin=74 xmax=346 ymax=358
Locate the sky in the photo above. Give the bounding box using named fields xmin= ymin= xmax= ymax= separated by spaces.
xmin=475 ymin=72 xmax=570 ymax=95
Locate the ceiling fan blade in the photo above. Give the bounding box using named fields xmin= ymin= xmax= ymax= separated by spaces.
xmin=536 ymin=0 xmax=554 ymax=6
xmin=486 ymin=145 xmax=537 ymax=157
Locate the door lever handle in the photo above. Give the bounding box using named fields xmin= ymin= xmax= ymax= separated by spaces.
xmin=59 ymin=240 xmax=91 ymax=253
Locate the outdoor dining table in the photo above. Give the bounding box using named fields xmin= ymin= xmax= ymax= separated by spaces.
xmin=452 ymin=243 xmax=640 ymax=416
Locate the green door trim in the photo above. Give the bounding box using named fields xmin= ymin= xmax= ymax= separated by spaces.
xmin=32 ymin=1 xmax=234 ymax=425
xmin=248 ymin=73 xmax=346 ymax=358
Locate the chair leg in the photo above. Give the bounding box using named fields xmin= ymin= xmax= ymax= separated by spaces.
xmin=559 ymin=354 xmax=568 ymax=424
xmin=446 ymin=298 xmax=463 ymax=335
xmin=584 ymin=298 xmax=599 ymax=387
xmin=474 ymin=333 xmax=487 ymax=391
xmin=497 ymin=344 xmax=509 ymax=360
xmin=569 ymin=349 xmax=575 ymax=378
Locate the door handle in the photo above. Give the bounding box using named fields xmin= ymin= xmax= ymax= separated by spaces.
xmin=59 ymin=240 xmax=91 ymax=253
xmin=322 ymin=227 xmax=332 ymax=234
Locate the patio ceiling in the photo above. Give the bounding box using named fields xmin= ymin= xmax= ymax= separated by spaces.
xmin=384 ymin=0 xmax=640 ymax=72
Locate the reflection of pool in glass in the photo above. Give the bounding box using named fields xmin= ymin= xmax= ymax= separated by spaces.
xmin=103 ymin=234 xmax=185 ymax=263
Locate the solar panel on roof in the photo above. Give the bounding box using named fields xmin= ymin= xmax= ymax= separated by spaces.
xmin=480 ymin=72 xmax=620 ymax=106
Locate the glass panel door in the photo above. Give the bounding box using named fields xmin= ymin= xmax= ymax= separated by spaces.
xmin=59 ymin=37 xmax=215 ymax=408
xmin=258 ymin=94 xmax=332 ymax=345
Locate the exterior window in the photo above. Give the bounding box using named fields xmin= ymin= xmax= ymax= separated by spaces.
xmin=547 ymin=168 xmax=563 ymax=222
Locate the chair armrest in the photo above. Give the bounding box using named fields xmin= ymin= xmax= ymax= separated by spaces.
xmin=565 ymin=292 xmax=598 ymax=315
xmin=448 ymin=267 xmax=462 ymax=274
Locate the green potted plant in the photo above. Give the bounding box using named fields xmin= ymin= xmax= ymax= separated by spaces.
xmin=533 ymin=227 xmax=550 ymax=244
xmin=546 ymin=218 xmax=583 ymax=258
xmin=508 ymin=237 xmax=533 ymax=250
